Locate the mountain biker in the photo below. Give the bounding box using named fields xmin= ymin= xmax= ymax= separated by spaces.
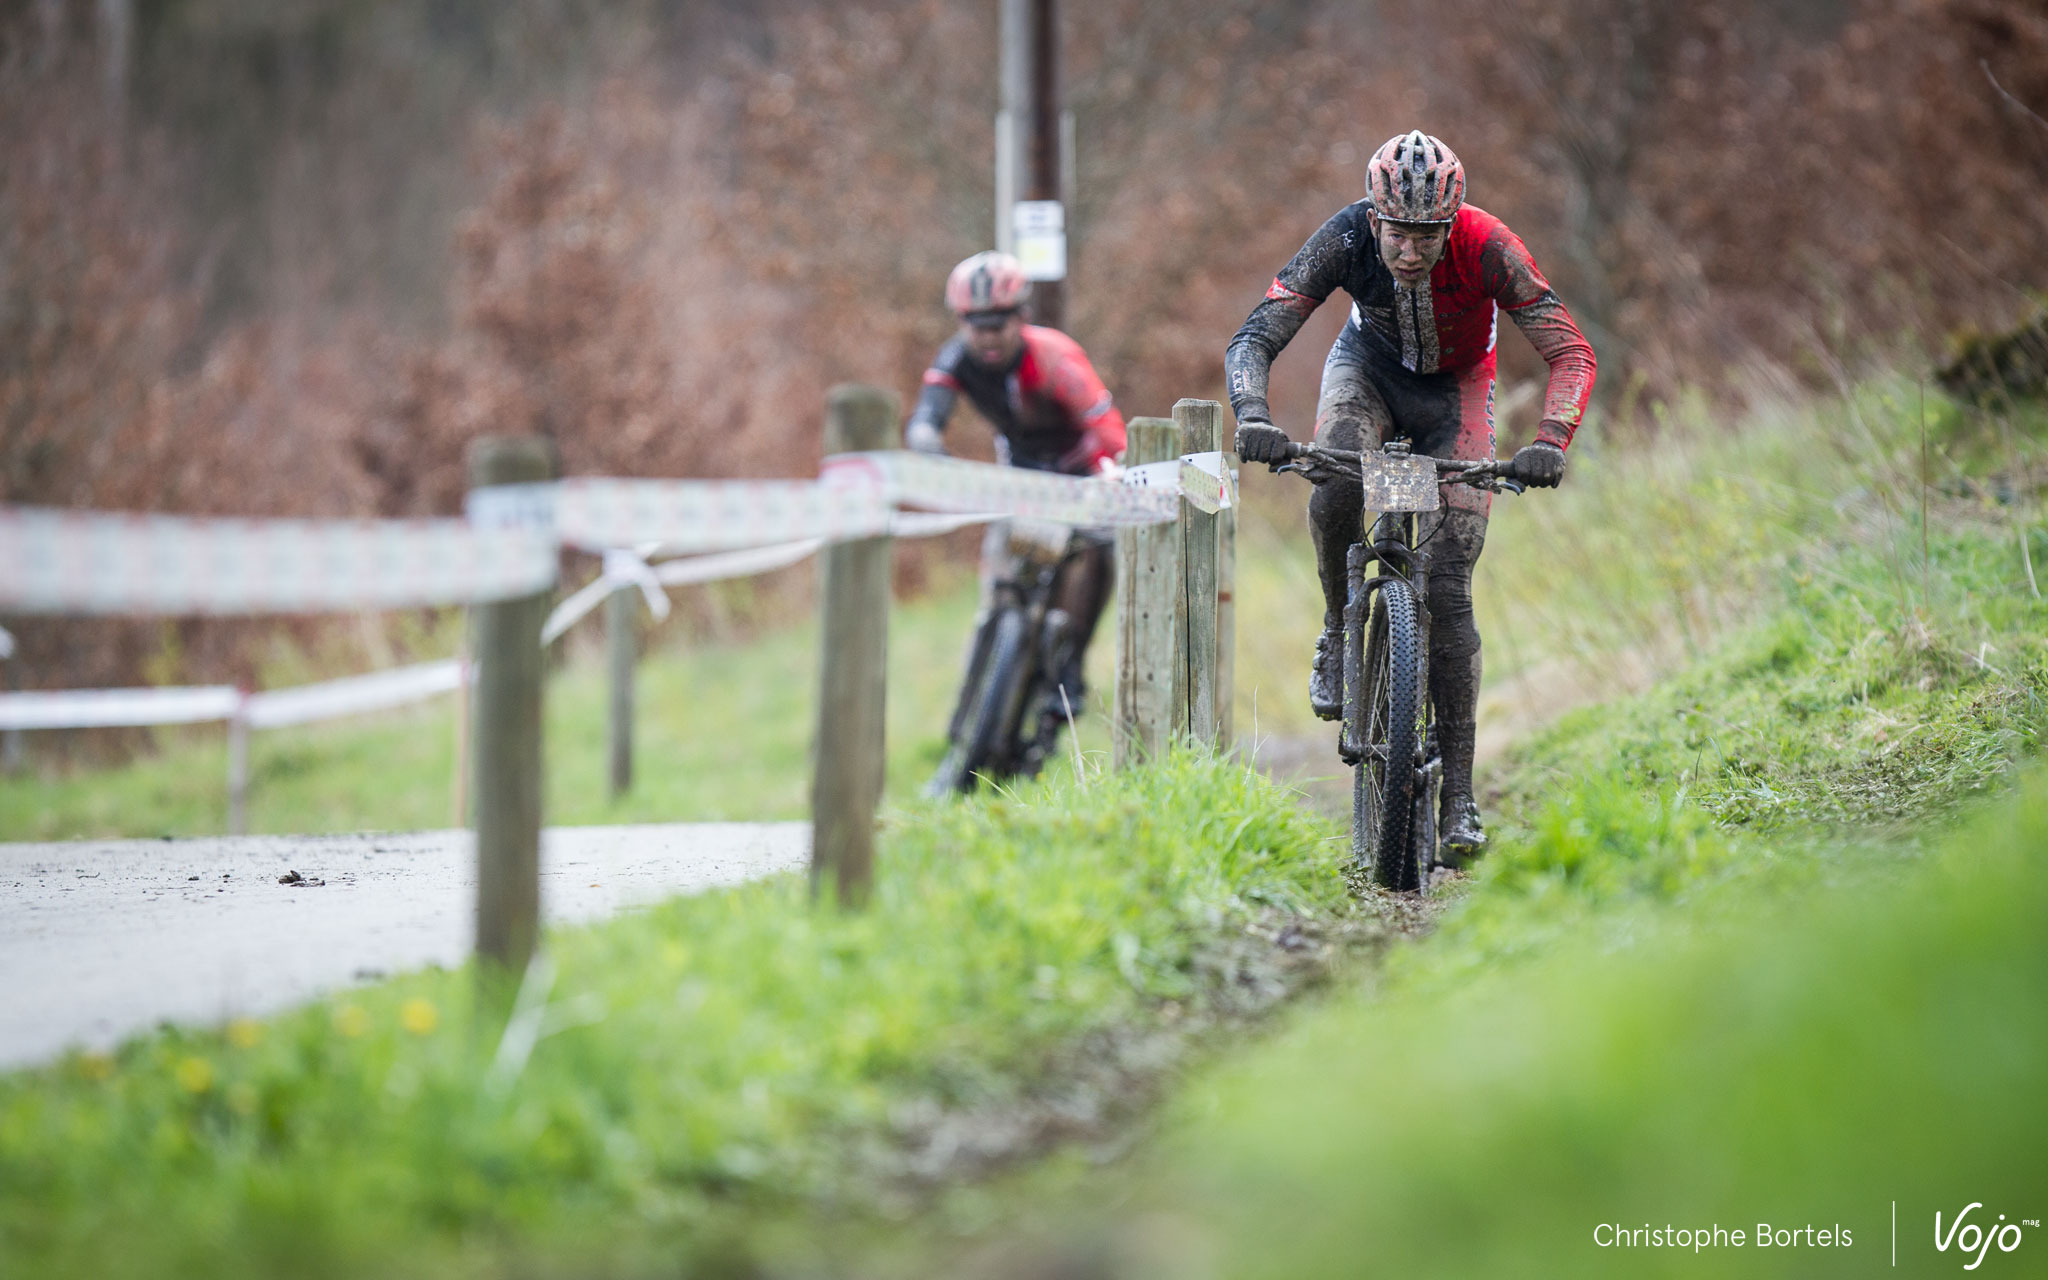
xmin=906 ymin=250 xmax=1128 ymax=715
xmin=1224 ymin=130 xmax=1597 ymax=859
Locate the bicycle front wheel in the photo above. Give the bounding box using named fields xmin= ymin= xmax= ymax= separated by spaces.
xmin=1348 ymin=575 xmax=1425 ymax=890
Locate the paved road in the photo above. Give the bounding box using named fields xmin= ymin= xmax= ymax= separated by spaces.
xmin=0 ymin=823 xmax=808 ymax=1068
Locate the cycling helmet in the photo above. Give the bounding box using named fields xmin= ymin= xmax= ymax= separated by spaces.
xmin=1366 ymin=131 xmax=1466 ymax=225
xmin=945 ymin=251 xmax=1031 ymax=316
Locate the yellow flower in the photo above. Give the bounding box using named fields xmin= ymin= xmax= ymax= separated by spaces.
xmin=175 ymin=1056 xmax=214 ymax=1094
xmin=332 ymin=1004 xmax=370 ymax=1038
xmin=226 ymin=1019 xmax=262 ymax=1050
xmin=399 ymin=998 xmax=439 ymax=1037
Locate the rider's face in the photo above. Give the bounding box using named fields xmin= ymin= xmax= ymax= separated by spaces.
xmin=1374 ymin=217 xmax=1449 ymax=285
xmin=961 ymin=311 xmax=1025 ymax=367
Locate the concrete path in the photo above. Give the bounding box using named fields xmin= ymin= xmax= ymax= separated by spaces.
xmin=0 ymin=823 xmax=809 ymax=1068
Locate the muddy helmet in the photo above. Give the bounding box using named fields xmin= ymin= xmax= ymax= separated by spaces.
xmin=945 ymin=251 xmax=1031 ymax=316
xmin=1366 ymin=131 xmax=1466 ymax=225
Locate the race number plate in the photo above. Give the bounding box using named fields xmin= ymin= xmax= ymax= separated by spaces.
xmin=1360 ymin=451 xmax=1439 ymax=512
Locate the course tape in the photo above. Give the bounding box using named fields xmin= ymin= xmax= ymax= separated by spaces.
xmin=0 ymin=659 xmax=473 ymax=732
xmin=826 ymin=451 xmax=1181 ymax=526
xmin=544 ymin=477 xmax=892 ymax=555
xmin=538 ymin=509 xmax=1008 ymax=646
xmin=0 ymin=507 xmax=558 ymax=616
xmin=0 ymin=684 xmax=242 ymax=730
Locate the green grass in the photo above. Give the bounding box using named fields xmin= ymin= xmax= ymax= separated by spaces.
xmin=1131 ymin=767 xmax=2047 ymax=1280
xmin=894 ymin=384 xmax=2048 ymax=1278
xmin=0 ymin=752 xmax=1359 ymax=1279
xmin=0 ymin=575 xmax=1132 ymax=840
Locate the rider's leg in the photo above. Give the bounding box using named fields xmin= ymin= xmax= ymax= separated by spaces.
xmin=1363 ymin=347 xmax=1499 ymax=852
xmin=1419 ymin=508 xmax=1489 ymax=852
xmin=1418 ymin=358 xmax=1500 ymax=853
xmin=1306 ymin=328 xmax=1393 ymax=720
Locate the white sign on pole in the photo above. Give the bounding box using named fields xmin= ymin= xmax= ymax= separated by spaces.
xmin=1012 ymin=200 xmax=1067 ymax=282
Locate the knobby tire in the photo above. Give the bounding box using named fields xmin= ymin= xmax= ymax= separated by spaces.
xmin=1350 ymin=576 xmax=1424 ymax=890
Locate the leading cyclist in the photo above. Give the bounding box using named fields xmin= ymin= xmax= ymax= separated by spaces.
xmin=1225 ymin=131 xmax=1598 ymax=859
xmin=906 ymin=251 xmax=1128 ymax=726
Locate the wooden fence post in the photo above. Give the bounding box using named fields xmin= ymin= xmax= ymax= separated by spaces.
xmin=811 ymin=383 xmax=896 ymax=908
xmin=1176 ymin=399 xmax=1222 ymax=748
xmin=606 ymin=585 xmax=635 ymax=800
xmin=1218 ymin=439 xmax=1238 ymax=750
xmin=469 ymin=436 xmax=556 ymax=972
xmin=225 ymin=691 xmax=250 ymax=835
xmin=1114 ymin=416 xmax=1186 ymax=767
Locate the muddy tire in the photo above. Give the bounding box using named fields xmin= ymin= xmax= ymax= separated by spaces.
xmin=1350 ymin=576 xmax=1424 ymax=890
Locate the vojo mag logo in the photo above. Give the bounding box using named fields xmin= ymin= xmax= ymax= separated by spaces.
xmin=1935 ymin=1203 xmax=2037 ymax=1270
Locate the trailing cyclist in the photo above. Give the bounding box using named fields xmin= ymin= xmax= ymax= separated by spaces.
xmin=1225 ymin=130 xmax=1598 ymax=859
xmin=907 ymin=251 xmax=1127 ymax=772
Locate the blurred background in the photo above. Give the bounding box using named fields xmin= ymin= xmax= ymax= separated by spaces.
xmin=3 ymin=0 xmax=2045 ymax=714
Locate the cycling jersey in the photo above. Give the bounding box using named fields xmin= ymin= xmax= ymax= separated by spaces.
xmin=909 ymin=325 xmax=1127 ymax=473
xmin=1226 ymin=202 xmax=1596 ymax=449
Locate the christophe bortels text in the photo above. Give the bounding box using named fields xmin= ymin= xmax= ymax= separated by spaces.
xmin=1593 ymin=1223 xmax=1853 ymax=1253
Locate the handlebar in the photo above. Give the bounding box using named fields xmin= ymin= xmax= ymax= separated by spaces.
xmin=1273 ymin=441 xmax=1528 ymax=495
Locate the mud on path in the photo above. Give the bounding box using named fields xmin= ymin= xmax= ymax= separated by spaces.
xmin=0 ymin=823 xmax=807 ymax=1068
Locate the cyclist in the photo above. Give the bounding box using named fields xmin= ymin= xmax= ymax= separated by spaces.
xmin=906 ymin=250 xmax=1127 ymax=720
xmin=1225 ymin=131 xmax=1597 ymax=858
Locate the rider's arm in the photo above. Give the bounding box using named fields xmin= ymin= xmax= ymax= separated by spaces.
xmin=1039 ymin=332 xmax=1127 ymax=473
xmin=1224 ymin=207 xmax=1359 ymax=425
xmin=905 ymin=342 xmax=967 ymax=450
xmin=1484 ymin=224 xmax=1597 ymax=449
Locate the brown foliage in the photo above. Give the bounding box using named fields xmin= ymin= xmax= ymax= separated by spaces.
xmin=4 ymin=0 xmax=2047 ymax=703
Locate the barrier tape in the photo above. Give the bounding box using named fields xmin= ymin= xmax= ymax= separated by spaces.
xmin=544 ymin=477 xmax=892 ymax=554
xmin=0 ymin=659 xmax=472 ymax=732
xmin=0 ymin=684 xmax=242 ymax=730
xmin=0 ymin=507 xmax=557 ymax=616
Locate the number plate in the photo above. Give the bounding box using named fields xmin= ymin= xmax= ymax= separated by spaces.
xmin=1360 ymin=452 xmax=1439 ymax=512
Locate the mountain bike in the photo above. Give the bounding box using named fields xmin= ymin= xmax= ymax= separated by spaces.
xmin=1272 ymin=439 xmax=1528 ymax=891
xmin=926 ymin=519 xmax=1110 ymax=796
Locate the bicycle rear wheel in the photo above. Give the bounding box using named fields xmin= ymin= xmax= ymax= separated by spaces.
xmin=1348 ymin=576 xmax=1425 ymax=890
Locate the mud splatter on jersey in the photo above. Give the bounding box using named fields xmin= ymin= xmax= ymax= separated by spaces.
xmin=1225 ymin=202 xmax=1596 ymax=445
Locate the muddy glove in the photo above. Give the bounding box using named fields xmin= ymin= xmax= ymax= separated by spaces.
xmin=1511 ymin=440 xmax=1566 ymax=488
xmin=904 ymin=418 xmax=945 ymax=456
xmin=1235 ymin=420 xmax=1292 ymax=465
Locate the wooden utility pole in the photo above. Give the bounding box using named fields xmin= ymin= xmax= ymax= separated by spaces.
xmin=999 ymin=0 xmax=1067 ymax=330
xmin=810 ymin=384 xmax=897 ymax=908
xmin=606 ymin=586 xmax=635 ymax=800
xmin=1025 ymin=0 xmax=1064 ymax=330
xmin=468 ymin=436 xmax=556 ymax=972
xmin=1176 ymin=399 xmax=1222 ymax=747
xmin=1113 ymin=416 xmax=1186 ymax=766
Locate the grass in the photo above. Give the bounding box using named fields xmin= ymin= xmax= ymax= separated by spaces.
xmin=0 ymin=570 xmax=1131 ymax=840
xmin=884 ymin=382 xmax=2048 ymax=1278
xmin=0 ymin=751 xmax=1367 ymax=1279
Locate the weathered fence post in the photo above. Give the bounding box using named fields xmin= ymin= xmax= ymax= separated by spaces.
xmin=1218 ymin=438 xmax=1238 ymax=750
xmin=225 ymin=690 xmax=250 ymax=835
xmin=468 ymin=436 xmax=556 ymax=972
xmin=606 ymin=585 xmax=635 ymax=800
xmin=1176 ymin=399 xmax=1222 ymax=747
xmin=1114 ymin=416 xmax=1186 ymax=767
xmin=811 ymin=384 xmax=896 ymax=908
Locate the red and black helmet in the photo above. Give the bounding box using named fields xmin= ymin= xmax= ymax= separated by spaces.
xmin=1366 ymin=131 xmax=1466 ymax=225
xmin=945 ymin=251 xmax=1031 ymax=317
